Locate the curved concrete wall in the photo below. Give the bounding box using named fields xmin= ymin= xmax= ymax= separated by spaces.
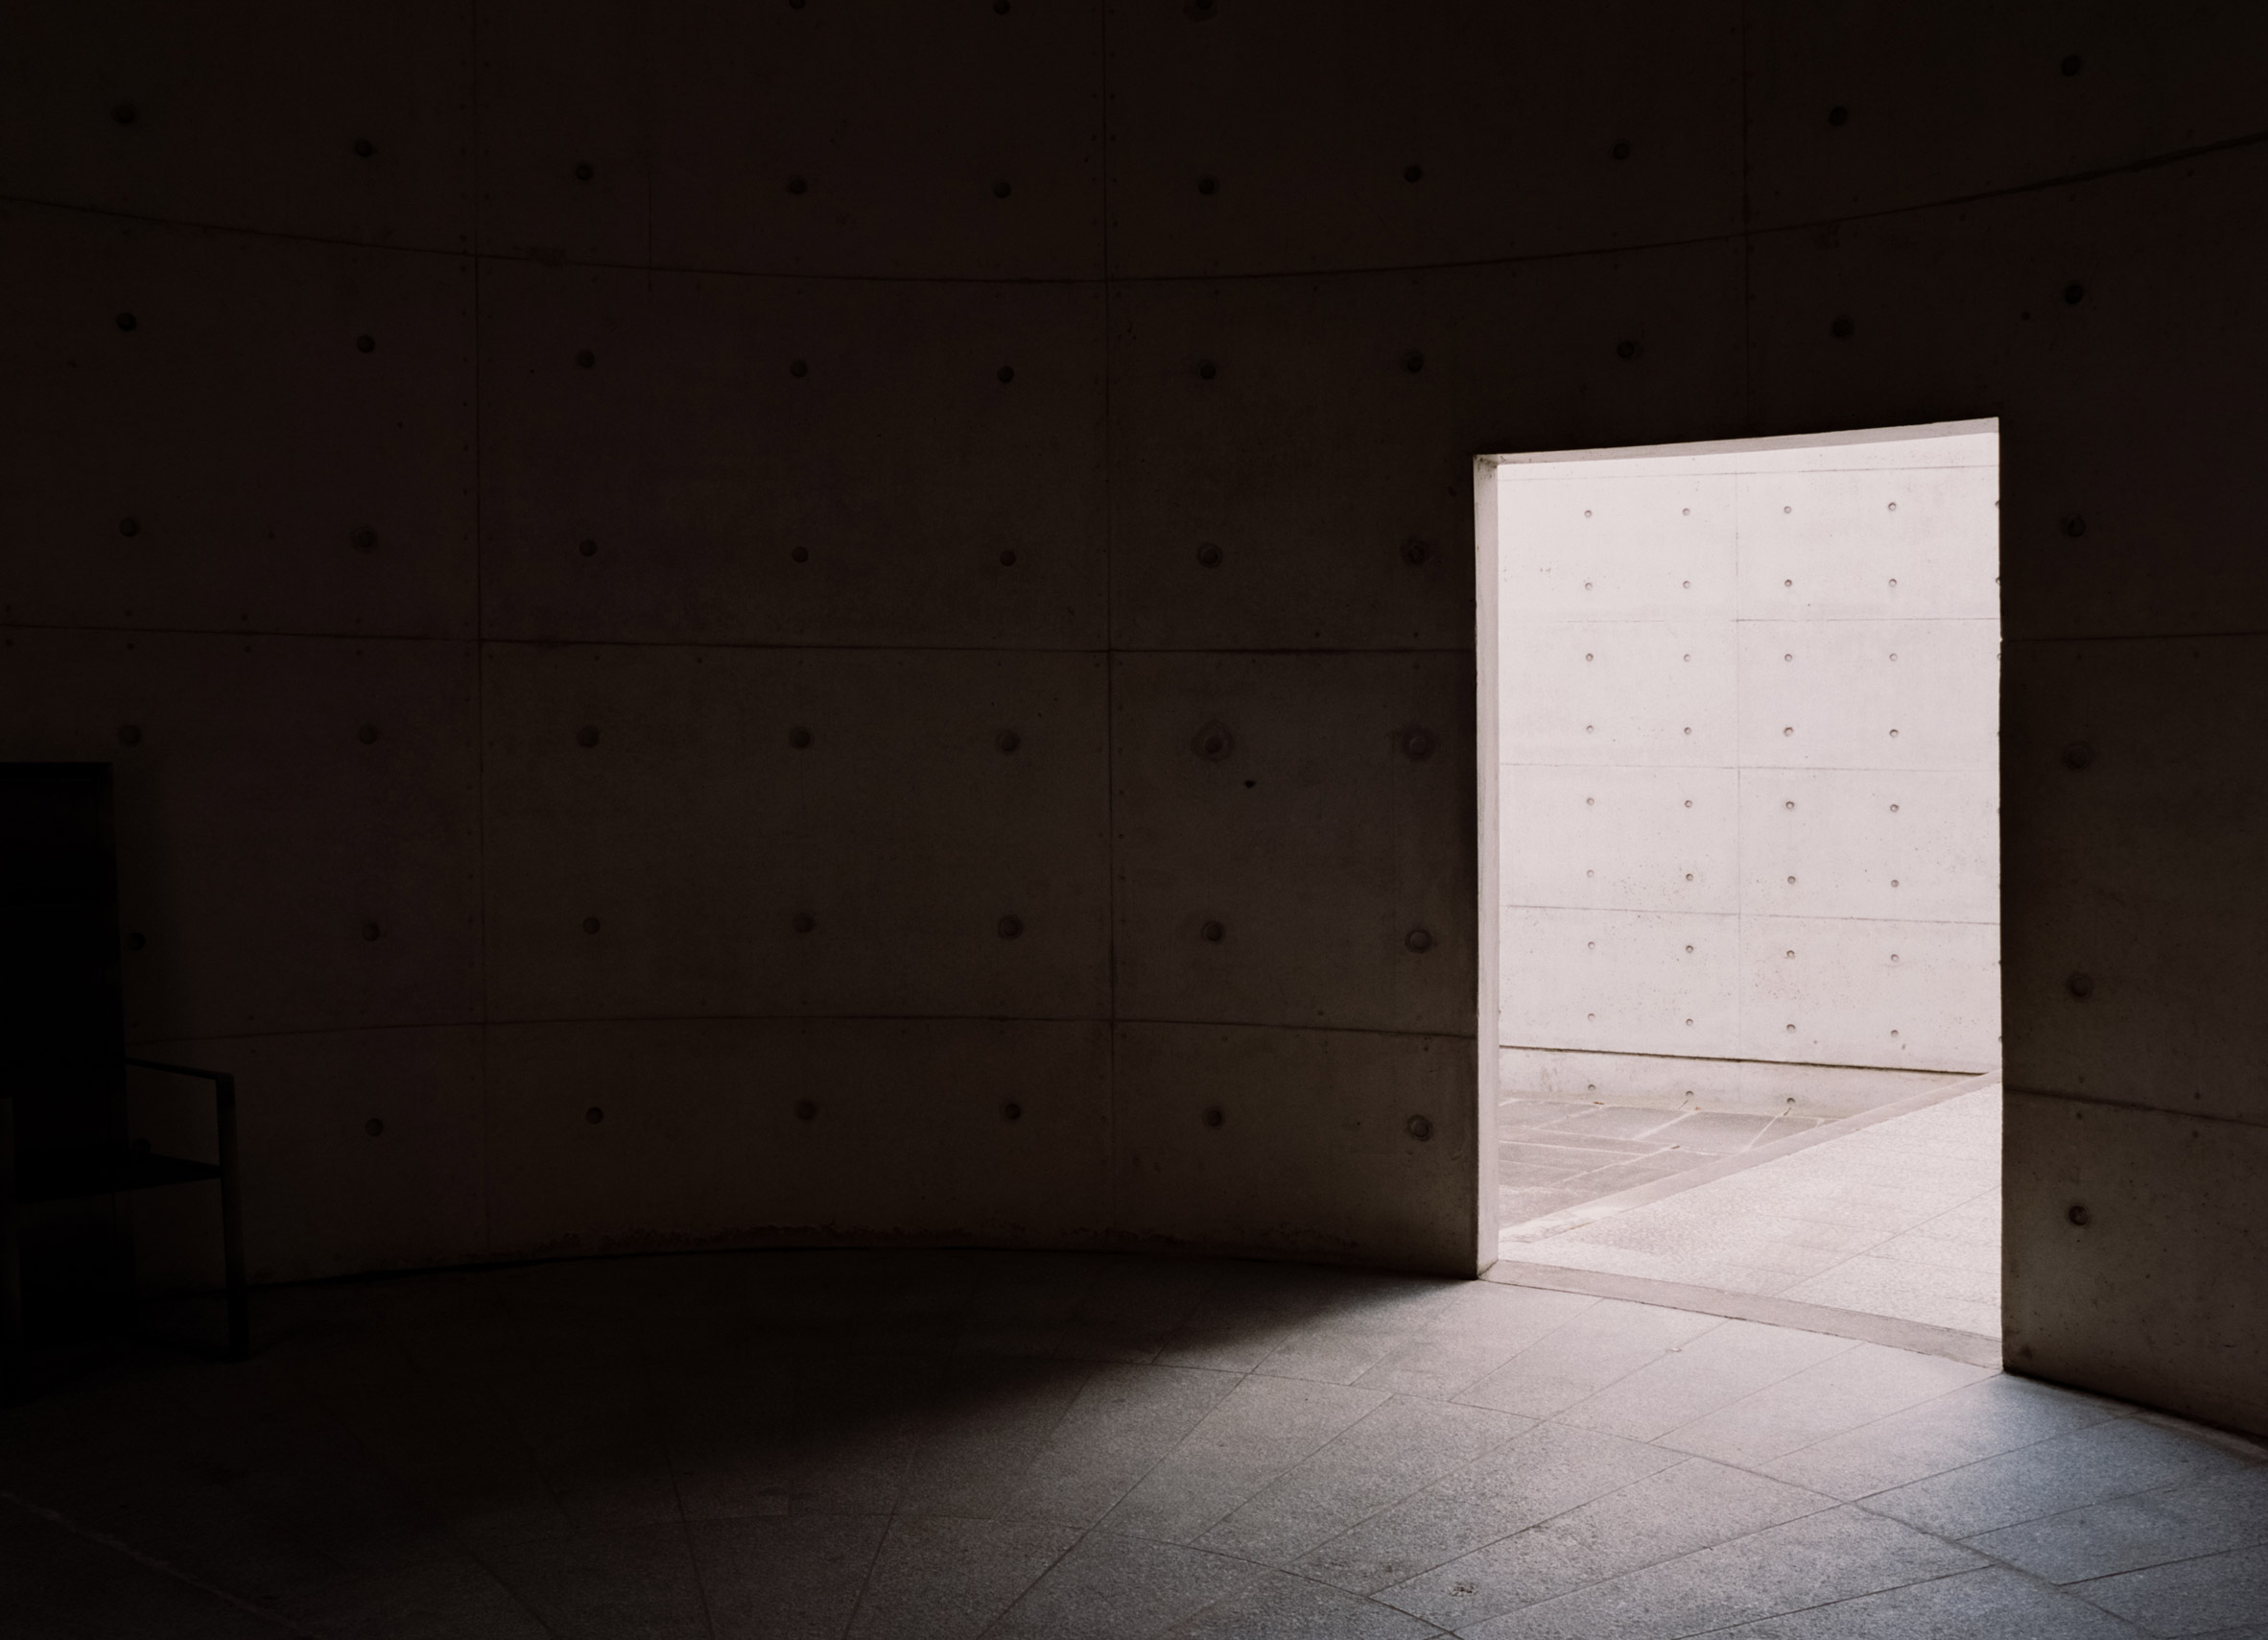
xmin=3 ymin=2 xmax=2264 ymax=1429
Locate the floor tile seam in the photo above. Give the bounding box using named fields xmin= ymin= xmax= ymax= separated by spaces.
xmin=1204 ymin=1412 xmax=1551 ymax=1577
xmin=1413 ymin=1288 xmax=1621 ymax=1396
xmin=1378 ymin=1333 xmax=1577 ymax=1378
xmin=1838 ymin=1390 xmax=2151 ymax=1500
xmin=1111 ymin=1383 xmax=1406 ymax=1546
xmin=1836 ymin=1482 xmax=2185 ymax=1581
xmin=1101 ymin=1516 xmax=1381 ymax=1581
xmin=1402 ymin=1294 xmax=1618 ymax=1367
xmin=1242 ymin=1316 xmax=1412 ymax=1377
xmin=1379 ymin=1497 xmax=1859 ymax=1632
xmin=1662 ymin=1562 xmax=2015 ymax=1640
xmin=2121 ymin=1409 xmax=2268 ymax=1464
xmin=1377 ymin=1486 xmax=1852 ymax=1631
xmin=841 ymin=1509 xmax=957 ymax=1640
xmin=1738 ymin=1386 xmax=2131 ymax=1489
xmin=641 ymin=1353 xmax=726 ymax=1640
xmin=662 ymin=1497 xmax=725 ymax=1632
xmin=0 ymin=1485 xmax=337 ymax=1640
xmin=966 ymin=1514 xmax=1100 ymax=1640
xmin=890 ymin=1352 xmax=1113 ymax=1542
xmin=1472 ymin=1510 xmax=1993 ymax=1638
xmin=1461 ymin=1296 xmax=1740 ymax=1412
xmin=271 ymin=1339 xmax=580 ymax=1633
xmin=1048 ymin=1539 xmax=1453 ymax=1640
xmin=1251 ymin=1310 xmax=1460 ymax=1358
xmin=1547 ymin=1331 xmax=1871 ymax=1448
xmin=1650 ymin=1427 xmax=1992 ymax=1515
xmin=1290 ymin=1429 xmax=1712 ymax=1599
xmin=1103 ymin=1521 xmax=1473 ymax=1638
xmin=1059 ymin=1357 xmax=1274 ymax=1543
xmin=1954 ymin=1521 xmax=2268 ymax=1596
xmin=2035 ymin=1533 xmax=2268 ymax=1598
xmin=1142 ymin=1561 xmax=1462 ymax=1640
xmin=1838 ymin=1500 xmax=2202 ymax=1628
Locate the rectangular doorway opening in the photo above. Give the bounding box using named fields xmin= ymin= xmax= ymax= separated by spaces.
xmin=1477 ymin=421 xmax=2001 ymax=1341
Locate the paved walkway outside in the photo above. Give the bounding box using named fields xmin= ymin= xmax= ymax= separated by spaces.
xmin=1498 ymin=1099 xmax=1832 ymax=1230
xmin=1497 ymin=1085 xmax=2003 ymax=1338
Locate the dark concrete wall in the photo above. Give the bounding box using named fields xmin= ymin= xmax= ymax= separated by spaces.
xmin=3 ymin=3 xmax=2263 ymax=1432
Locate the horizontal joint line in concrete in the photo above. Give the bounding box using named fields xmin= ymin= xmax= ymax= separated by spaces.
xmin=130 ymin=1013 xmax=1477 ymax=1046
xmin=9 ymin=121 xmax=2264 ymax=287
xmin=473 ymin=639 xmax=1473 ymax=658
xmin=2 ymin=619 xmax=469 ymax=647
xmin=1112 ymin=1016 xmax=1474 ymax=1043
xmin=2002 ymin=1084 xmax=2268 ymax=1131
xmin=0 ymin=620 xmax=1473 ymax=658
xmin=2004 ymin=629 xmax=2268 ymax=646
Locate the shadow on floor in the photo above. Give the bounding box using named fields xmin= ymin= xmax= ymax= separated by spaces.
xmin=2 ymin=1248 xmax=2263 ymax=1639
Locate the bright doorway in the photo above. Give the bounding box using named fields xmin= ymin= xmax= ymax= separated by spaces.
xmin=1477 ymin=422 xmax=2002 ymax=1340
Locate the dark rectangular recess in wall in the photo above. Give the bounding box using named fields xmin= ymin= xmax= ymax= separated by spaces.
xmin=1 ymin=763 xmax=128 ymax=1153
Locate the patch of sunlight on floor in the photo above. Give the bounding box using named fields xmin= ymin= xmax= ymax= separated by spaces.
xmin=1496 ymin=1084 xmax=2002 ymax=1337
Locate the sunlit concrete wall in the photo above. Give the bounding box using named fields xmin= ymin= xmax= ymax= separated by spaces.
xmin=1494 ymin=425 xmax=2001 ymax=1110
xmin=1 ymin=2 xmax=2263 ymax=1430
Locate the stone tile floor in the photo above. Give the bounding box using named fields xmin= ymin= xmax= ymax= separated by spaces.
xmin=4 ymin=1247 xmax=2263 ymax=1638
xmin=1497 ymin=1086 xmax=2003 ymax=1338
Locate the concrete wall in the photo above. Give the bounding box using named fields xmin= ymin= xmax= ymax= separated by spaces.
xmin=1494 ymin=426 xmax=2001 ymax=1105
xmin=2 ymin=3 xmax=2264 ymax=1431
